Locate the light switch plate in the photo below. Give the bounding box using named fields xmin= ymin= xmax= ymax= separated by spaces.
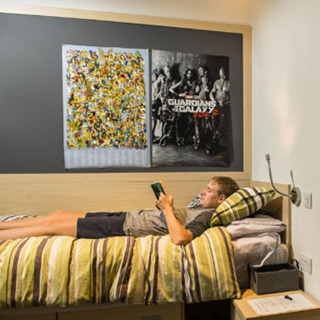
xmin=303 ymin=192 xmax=312 ymax=209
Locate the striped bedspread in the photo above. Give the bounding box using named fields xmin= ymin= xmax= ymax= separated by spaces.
xmin=0 ymin=217 xmax=240 ymax=309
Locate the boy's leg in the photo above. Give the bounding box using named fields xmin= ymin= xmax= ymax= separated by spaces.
xmin=0 ymin=210 xmax=86 ymax=240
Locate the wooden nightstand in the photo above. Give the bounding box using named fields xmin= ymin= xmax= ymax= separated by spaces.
xmin=231 ymin=289 xmax=320 ymax=320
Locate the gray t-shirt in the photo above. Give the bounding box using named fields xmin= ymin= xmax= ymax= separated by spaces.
xmin=123 ymin=208 xmax=213 ymax=238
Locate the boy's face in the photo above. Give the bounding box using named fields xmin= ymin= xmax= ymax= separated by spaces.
xmin=200 ymin=180 xmax=226 ymax=209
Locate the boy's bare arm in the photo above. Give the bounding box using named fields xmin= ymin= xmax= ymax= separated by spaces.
xmin=155 ymin=193 xmax=193 ymax=246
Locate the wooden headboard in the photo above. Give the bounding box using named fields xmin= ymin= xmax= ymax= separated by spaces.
xmin=0 ymin=173 xmax=250 ymax=215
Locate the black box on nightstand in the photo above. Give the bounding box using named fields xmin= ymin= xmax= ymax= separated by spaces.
xmin=250 ymin=263 xmax=299 ymax=295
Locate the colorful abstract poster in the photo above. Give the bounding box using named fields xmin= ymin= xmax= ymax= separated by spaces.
xmin=62 ymin=45 xmax=150 ymax=168
xmin=151 ymin=50 xmax=232 ymax=167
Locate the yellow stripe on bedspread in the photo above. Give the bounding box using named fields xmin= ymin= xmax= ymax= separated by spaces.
xmin=0 ymin=226 xmax=240 ymax=308
xmin=0 ymin=236 xmax=135 ymax=308
xmin=126 ymin=226 xmax=240 ymax=304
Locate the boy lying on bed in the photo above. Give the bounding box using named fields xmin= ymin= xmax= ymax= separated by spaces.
xmin=0 ymin=176 xmax=239 ymax=245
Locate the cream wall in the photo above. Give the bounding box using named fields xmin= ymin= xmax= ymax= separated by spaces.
xmin=1 ymin=0 xmax=320 ymax=302
xmin=250 ymin=0 xmax=320 ymax=302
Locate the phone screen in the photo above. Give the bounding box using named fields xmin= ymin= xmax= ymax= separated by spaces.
xmin=151 ymin=182 xmax=165 ymax=199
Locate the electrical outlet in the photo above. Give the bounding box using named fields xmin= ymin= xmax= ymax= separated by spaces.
xmin=303 ymin=192 xmax=312 ymax=209
xmin=300 ymin=253 xmax=312 ymax=274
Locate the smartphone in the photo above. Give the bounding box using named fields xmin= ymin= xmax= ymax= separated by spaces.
xmin=151 ymin=181 xmax=166 ymax=199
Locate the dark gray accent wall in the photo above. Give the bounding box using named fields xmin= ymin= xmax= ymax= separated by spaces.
xmin=0 ymin=13 xmax=243 ymax=173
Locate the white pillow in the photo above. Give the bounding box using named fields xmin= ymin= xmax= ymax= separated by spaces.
xmin=226 ymin=213 xmax=286 ymax=239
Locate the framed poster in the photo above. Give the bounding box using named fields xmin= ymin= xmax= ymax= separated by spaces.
xmin=62 ymin=45 xmax=151 ymax=168
xmin=151 ymin=50 xmax=232 ymax=167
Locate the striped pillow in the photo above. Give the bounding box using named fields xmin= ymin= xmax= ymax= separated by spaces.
xmin=210 ymin=187 xmax=275 ymax=227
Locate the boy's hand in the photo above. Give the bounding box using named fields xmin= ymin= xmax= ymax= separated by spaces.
xmin=155 ymin=193 xmax=174 ymax=210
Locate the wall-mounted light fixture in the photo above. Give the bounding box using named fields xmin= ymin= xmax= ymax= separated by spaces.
xmin=265 ymin=154 xmax=301 ymax=206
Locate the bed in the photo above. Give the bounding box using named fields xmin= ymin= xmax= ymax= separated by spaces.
xmin=0 ymin=173 xmax=291 ymax=320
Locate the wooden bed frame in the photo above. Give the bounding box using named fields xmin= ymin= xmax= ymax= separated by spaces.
xmin=0 ymin=173 xmax=291 ymax=320
xmin=0 ymin=172 xmax=252 ymax=215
